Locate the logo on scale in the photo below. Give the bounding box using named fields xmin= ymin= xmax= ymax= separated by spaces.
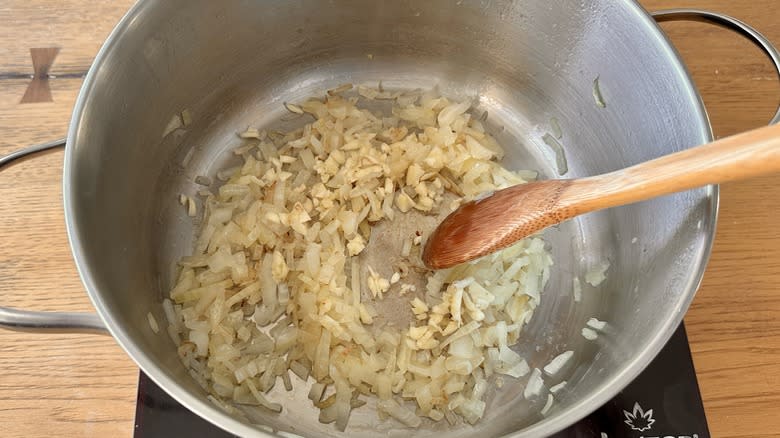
xmin=623 ymin=402 xmax=656 ymax=432
xmin=614 ymin=402 xmax=699 ymax=438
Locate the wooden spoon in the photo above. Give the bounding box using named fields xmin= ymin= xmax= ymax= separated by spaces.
xmin=422 ymin=123 xmax=780 ymax=269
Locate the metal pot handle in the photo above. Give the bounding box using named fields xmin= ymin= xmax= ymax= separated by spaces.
xmin=652 ymin=8 xmax=780 ymax=125
xmin=0 ymin=139 xmax=108 ymax=334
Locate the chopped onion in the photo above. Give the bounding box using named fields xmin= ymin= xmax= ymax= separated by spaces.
xmin=523 ymin=368 xmax=544 ymax=399
xmin=582 ymin=327 xmax=599 ymax=341
xmin=586 ymin=318 xmax=607 ymax=331
xmin=327 ymin=83 xmax=353 ymax=95
xmin=181 ymin=109 xmax=193 ymax=127
xmin=147 ymin=312 xmax=160 ymax=334
xmin=378 ymin=400 xmax=422 ymax=428
xmin=284 ymin=102 xmax=304 ymax=114
xmin=541 ymin=393 xmax=554 ymax=415
xmin=543 ymin=350 xmax=573 ymax=376
xmin=541 ymin=133 xmax=568 ymax=175
xmin=165 ymin=90 xmax=555 ymax=431
xmin=585 ymin=261 xmax=610 ymax=286
xmin=573 ymin=276 xmax=582 ymax=302
xmin=162 ymin=299 xmax=177 ymax=326
xmin=162 ymin=113 xmax=183 ymax=138
xmin=246 ymin=380 xmax=282 ymax=412
xmin=593 ymin=76 xmax=607 ymax=108
xmin=550 ymin=117 xmax=562 ymax=139
xmin=308 ymin=382 xmax=326 ymax=403
xmin=187 ymin=197 xmax=197 ymax=217
xmin=549 ymin=381 xmax=567 ymax=394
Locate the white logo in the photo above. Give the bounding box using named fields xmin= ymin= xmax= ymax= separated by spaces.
xmin=623 ymin=402 xmax=655 ymax=432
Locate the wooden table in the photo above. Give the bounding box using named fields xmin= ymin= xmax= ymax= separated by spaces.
xmin=1 ymin=1 xmax=778 ymax=437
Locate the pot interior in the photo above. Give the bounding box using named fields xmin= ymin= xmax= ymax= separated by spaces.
xmin=67 ymin=0 xmax=714 ymax=436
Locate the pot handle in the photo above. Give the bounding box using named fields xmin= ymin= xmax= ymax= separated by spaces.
xmin=0 ymin=139 xmax=108 ymax=334
xmin=652 ymin=9 xmax=780 ymax=125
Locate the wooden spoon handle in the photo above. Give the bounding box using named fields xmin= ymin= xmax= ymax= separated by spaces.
xmin=571 ymin=122 xmax=780 ymax=213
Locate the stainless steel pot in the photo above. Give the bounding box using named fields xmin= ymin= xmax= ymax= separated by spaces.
xmin=2 ymin=1 xmax=779 ymax=437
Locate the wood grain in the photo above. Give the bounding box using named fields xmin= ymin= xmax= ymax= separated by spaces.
xmin=0 ymin=2 xmax=138 ymax=438
xmin=1 ymin=1 xmax=779 ymax=437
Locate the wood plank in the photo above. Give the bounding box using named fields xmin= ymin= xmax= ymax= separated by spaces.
xmin=0 ymin=2 xmax=137 ymax=438
xmin=642 ymin=3 xmax=780 ymax=436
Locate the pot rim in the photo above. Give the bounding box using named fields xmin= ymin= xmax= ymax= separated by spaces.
xmin=62 ymin=1 xmax=717 ymax=436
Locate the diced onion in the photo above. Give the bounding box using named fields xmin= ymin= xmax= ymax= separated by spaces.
xmin=147 ymin=312 xmax=160 ymax=334
xmin=541 ymin=393 xmax=554 ymax=415
xmin=582 ymin=327 xmax=599 ymax=340
xmin=587 ymin=318 xmax=607 ymax=331
xmin=165 ymin=88 xmax=556 ymax=431
xmin=523 ymin=368 xmax=544 ymax=399
xmin=573 ymin=277 xmax=582 ymax=302
xmin=593 ymin=76 xmax=607 ymax=108
xmin=549 ymin=381 xmax=567 ymax=394
xmin=585 ymin=261 xmax=610 ymax=286
xmin=543 ymin=350 xmax=573 ymax=376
